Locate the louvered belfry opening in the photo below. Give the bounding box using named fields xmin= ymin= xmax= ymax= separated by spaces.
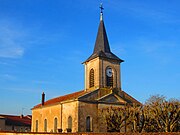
xmin=106 ymin=75 xmax=113 ymax=87
xmin=89 ymin=69 xmax=94 ymax=88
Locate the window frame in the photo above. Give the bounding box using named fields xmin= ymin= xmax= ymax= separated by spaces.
xmin=35 ymin=120 xmax=38 ymax=132
xmin=86 ymin=116 xmax=92 ymax=132
xmin=44 ymin=119 xmax=47 ymax=132
xmin=54 ymin=117 xmax=58 ymax=133
xmin=68 ymin=116 xmax=72 ymax=132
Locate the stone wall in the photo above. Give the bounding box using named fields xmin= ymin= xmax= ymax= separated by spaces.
xmin=78 ymin=101 xmax=98 ymax=132
xmin=32 ymin=101 xmax=79 ymax=133
xmin=85 ymin=57 xmax=100 ymax=90
xmin=62 ymin=101 xmax=78 ymax=132
xmin=31 ymin=103 xmax=62 ymax=132
xmin=0 ymin=131 xmax=179 ymax=135
xmin=84 ymin=57 xmax=121 ymax=90
xmin=99 ymin=59 xmax=121 ymax=89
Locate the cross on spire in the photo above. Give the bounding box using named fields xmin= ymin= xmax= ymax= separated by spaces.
xmin=99 ymin=3 xmax=104 ymax=21
xmin=100 ymin=3 xmax=104 ymax=13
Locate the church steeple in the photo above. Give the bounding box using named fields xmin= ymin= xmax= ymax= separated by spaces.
xmin=84 ymin=4 xmax=123 ymax=63
xmin=93 ymin=9 xmax=111 ymax=54
xmin=92 ymin=3 xmax=111 ymax=53
xmin=84 ymin=4 xmax=123 ymax=90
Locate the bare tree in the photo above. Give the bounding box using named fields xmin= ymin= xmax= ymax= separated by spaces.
xmin=101 ymin=105 xmax=134 ymax=132
xmin=145 ymin=95 xmax=180 ymax=132
xmin=128 ymin=105 xmax=146 ymax=133
xmin=100 ymin=95 xmax=180 ymax=133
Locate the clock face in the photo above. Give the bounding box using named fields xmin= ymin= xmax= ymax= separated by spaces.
xmin=106 ymin=68 xmax=112 ymax=77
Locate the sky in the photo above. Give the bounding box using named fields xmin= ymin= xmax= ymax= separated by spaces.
xmin=0 ymin=0 xmax=179 ymax=115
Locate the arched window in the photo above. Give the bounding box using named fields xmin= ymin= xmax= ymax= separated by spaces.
xmin=68 ymin=116 xmax=72 ymax=132
xmin=44 ymin=119 xmax=47 ymax=132
xmin=106 ymin=67 xmax=113 ymax=87
xmin=89 ymin=69 xmax=94 ymax=88
xmin=86 ymin=116 xmax=92 ymax=132
xmin=35 ymin=120 xmax=38 ymax=132
xmin=54 ymin=118 xmax=58 ymax=132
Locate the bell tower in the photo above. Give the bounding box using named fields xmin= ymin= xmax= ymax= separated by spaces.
xmin=83 ymin=4 xmax=124 ymax=91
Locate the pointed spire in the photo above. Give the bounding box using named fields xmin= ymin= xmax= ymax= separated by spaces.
xmin=93 ymin=3 xmax=110 ymax=54
xmin=93 ymin=18 xmax=111 ymax=53
xmin=83 ymin=3 xmax=124 ymax=63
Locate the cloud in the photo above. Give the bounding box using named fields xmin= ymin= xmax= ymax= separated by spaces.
xmin=111 ymin=42 xmax=127 ymax=56
xmin=138 ymin=39 xmax=176 ymax=53
xmin=1 ymin=74 xmax=17 ymax=80
xmin=0 ymin=61 xmax=8 ymax=65
xmin=33 ymin=80 xmax=57 ymax=85
xmin=0 ymin=46 xmax=24 ymax=58
xmin=0 ymin=20 xmax=25 ymax=58
xmin=0 ymin=87 xmax=41 ymax=94
xmin=109 ymin=0 xmax=180 ymax=24
xmin=137 ymin=38 xmax=178 ymax=64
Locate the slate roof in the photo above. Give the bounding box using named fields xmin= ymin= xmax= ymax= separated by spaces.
xmin=84 ymin=20 xmax=124 ymax=63
xmin=0 ymin=114 xmax=31 ymax=126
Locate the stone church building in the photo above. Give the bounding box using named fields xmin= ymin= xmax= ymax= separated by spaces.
xmin=31 ymin=6 xmax=140 ymax=133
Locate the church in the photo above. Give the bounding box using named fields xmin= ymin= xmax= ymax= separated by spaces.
xmin=31 ymin=5 xmax=141 ymax=133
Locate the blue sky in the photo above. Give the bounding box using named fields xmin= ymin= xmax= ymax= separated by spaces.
xmin=0 ymin=0 xmax=179 ymax=115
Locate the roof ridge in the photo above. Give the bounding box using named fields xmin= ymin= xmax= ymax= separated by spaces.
xmin=121 ymin=90 xmax=142 ymax=105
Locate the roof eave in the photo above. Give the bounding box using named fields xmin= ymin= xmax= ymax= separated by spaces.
xmin=83 ymin=55 xmax=124 ymax=64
